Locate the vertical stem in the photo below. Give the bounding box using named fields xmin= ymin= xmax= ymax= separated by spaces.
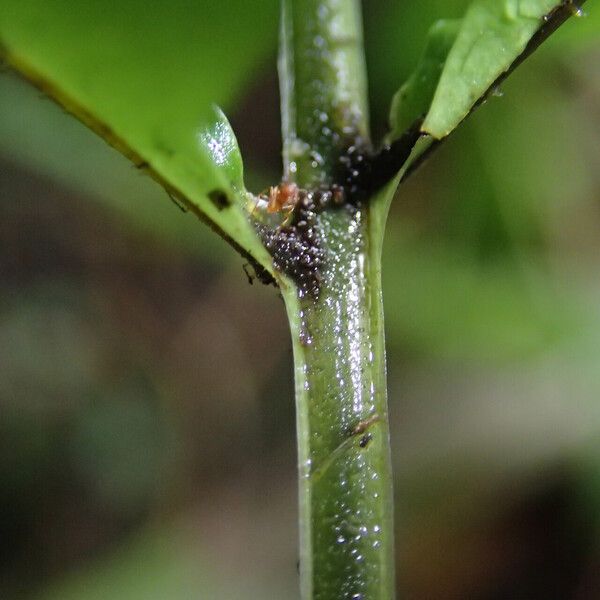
xmin=279 ymin=0 xmax=370 ymax=187
xmin=282 ymin=204 xmax=395 ymax=600
xmin=278 ymin=1 xmax=395 ymax=598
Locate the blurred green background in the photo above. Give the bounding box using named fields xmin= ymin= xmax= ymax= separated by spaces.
xmin=1 ymin=1 xmax=599 ymax=598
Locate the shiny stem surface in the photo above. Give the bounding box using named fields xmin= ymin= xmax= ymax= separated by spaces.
xmin=279 ymin=1 xmax=395 ymax=598
xmin=279 ymin=0 xmax=370 ymax=187
xmin=282 ymin=204 xmax=395 ymax=600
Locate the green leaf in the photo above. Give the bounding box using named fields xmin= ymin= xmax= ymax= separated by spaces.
xmin=388 ymin=19 xmax=461 ymax=141
xmin=0 ymin=75 xmax=228 ymax=260
xmin=0 ymin=0 xmax=278 ymax=271
xmin=422 ymin=0 xmax=571 ymax=138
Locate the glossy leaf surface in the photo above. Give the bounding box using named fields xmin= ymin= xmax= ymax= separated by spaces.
xmin=422 ymin=0 xmax=571 ymax=138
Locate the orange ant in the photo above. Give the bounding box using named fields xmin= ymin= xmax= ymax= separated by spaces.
xmin=252 ymin=182 xmax=300 ymax=226
xmin=267 ymin=182 xmax=299 ymax=214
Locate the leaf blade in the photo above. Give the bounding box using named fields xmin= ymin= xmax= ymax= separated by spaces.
xmin=0 ymin=0 xmax=278 ymax=270
xmin=422 ymin=0 xmax=571 ymax=138
xmin=388 ymin=18 xmax=461 ymax=141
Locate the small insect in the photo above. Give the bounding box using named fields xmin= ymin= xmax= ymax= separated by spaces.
xmin=358 ymin=433 xmax=373 ymax=448
xmin=267 ymin=182 xmax=300 ymax=214
xmin=251 ymin=182 xmax=301 ymax=224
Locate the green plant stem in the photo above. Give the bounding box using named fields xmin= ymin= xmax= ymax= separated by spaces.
xmin=279 ymin=1 xmax=396 ymax=598
xmin=279 ymin=0 xmax=370 ymax=187
xmin=282 ymin=203 xmax=395 ymax=600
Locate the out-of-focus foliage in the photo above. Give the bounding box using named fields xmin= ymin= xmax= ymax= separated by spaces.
xmin=33 ymin=526 xmax=282 ymax=600
xmin=0 ymin=0 xmax=599 ymax=599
